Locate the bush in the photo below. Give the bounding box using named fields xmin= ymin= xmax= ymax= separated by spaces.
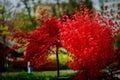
xmin=37 ymin=48 xmax=72 ymax=70
xmin=47 ymin=53 xmax=72 ymax=69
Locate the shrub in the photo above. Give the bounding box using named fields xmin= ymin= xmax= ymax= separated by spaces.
xmin=47 ymin=53 xmax=72 ymax=70
xmin=38 ymin=48 xmax=72 ymax=70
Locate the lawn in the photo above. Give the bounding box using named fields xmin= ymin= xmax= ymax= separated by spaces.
xmin=0 ymin=70 xmax=77 ymax=80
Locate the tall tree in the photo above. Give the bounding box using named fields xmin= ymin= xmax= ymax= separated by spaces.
xmin=0 ymin=0 xmax=15 ymax=72
xmin=20 ymin=0 xmax=40 ymax=28
xmin=67 ymin=0 xmax=93 ymax=15
xmin=13 ymin=12 xmax=35 ymax=31
xmin=0 ymin=0 xmax=15 ymax=27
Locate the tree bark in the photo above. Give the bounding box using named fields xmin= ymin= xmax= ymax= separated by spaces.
xmin=56 ymin=45 xmax=60 ymax=77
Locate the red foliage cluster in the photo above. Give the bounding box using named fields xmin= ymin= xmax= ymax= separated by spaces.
xmin=12 ymin=58 xmax=26 ymax=70
xmin=25 ymin=17 xmax=59 ymax=69
xmin=11 ymin=30 xmax=30 ymax=49
xmin=59 ymin=7 xmax=116 ymax=80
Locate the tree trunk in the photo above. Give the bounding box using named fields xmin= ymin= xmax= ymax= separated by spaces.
xmin=56 ymin=45 xmax=60 ymax=77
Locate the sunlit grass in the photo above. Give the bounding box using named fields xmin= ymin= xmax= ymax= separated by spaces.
xmin=1 ymin=71 xmax=77 ymax=80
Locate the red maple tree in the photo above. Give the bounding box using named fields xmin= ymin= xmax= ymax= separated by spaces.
xmin=25 ymin=17 xmax=60 ymax=69
xmin=59 ymin=7 xmax=116 ymax=80
xmin=11 ymin=3 xmax=120 ymax=79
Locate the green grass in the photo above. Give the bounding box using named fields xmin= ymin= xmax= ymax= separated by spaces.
xmin=0 ymin=71 xmax=77 ymax=80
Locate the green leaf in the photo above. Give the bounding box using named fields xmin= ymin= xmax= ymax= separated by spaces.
xmin=2 ymin=31 xmax=10 ymax=35
xmin=0 ymin=26 xmax=8 ymax=31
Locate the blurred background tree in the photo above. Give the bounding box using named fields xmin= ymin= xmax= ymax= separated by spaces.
xmin=13 ymin=12 xmax=35 ymax=31
xmin=20 ymin=0 xmax=37 ymax=28
xmin=67 ymin=0 xmax=93 ymax=15
xmin=0 ymin=0 xmax=15 ymax=72
xmin=12 ymin=0 xmax=41 ymax=31
xmin=0 ymin=0 xmax=16 ymax=28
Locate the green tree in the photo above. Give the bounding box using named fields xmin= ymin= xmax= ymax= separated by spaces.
xmin=68 ymin=0 xmax=79 ymax=14
xmin=0 ymin=0 xmax=15 ymax=26
xmin=13 ymin=12 xmax=35 ymax=31
xmin=20 ymin=0 xmax=41 ymax=28
xmin=0 ymin=0 xmax=15 ymax=72
xmin=67 ymin=0 xmax=93 ymax=15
